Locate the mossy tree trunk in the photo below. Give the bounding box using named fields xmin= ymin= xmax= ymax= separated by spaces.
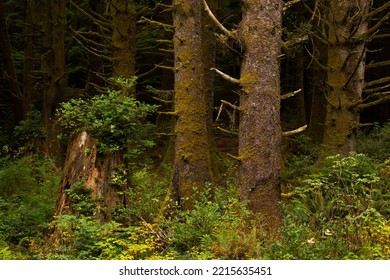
xmin=321 ymin=0 xmax=371 ymax=157
xmin=110 ymin=0 xmax=136 ymax=81
xmin=203 ymin=0 xmax=283 ymax=228
xmin=237 ymin=0 xmax=283 ymax=229
xmin=171 ymin=0 xmax=213 ymax=210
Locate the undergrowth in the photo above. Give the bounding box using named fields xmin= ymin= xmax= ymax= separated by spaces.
xmin=1 ymin=124 xmax=389 ymax=260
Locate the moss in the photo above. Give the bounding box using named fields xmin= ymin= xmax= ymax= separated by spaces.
xmin=240 ymin=72 xmax=258 ymax=86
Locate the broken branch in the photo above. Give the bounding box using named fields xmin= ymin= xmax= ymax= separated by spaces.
xmin=282 ymin=125 xmax=307 ymax=137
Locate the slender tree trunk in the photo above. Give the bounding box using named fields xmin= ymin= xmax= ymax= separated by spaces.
xmin=171 ymin=0 xmax=212 ymax=210
xmin=84 ymin=0 xmax=107 ymax=96
xmin=237 ymin=0 xmax=283 ymax=229
xmin=321 ymin=0 xmax=371 ymax=156
xmin=202 ymin=0 xmax=221 ymax=183
xmin=307 ymin=39 xmax=328 ymax=143
xmin=0 ymin=0 xmax=24 ymax=121
xmin=110 ymin=0 xmax=136 ymax=84
xmin=40 ymin=0 xmax=68 ymax=163
xmin=295 ymin=46 xmax=307 ymax=126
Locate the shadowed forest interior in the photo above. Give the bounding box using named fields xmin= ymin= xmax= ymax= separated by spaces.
xmin=0 ymin=0 xmax=389 ymax=260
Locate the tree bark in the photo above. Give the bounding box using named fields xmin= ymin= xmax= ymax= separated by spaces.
xmin=170 ymin=0 xmax=213 ymax=210
xmin=110 ymin=0 xmax=136 ymax=83
xmin=237 ymin=0 xmax=283 ymax=229
xmin=39 ymin=0 xmax=68 ymax=164
xmin=55 ymin=131 xmax=127 ymax=223
xmin=321 ymin=0 xmax=372 ymax=156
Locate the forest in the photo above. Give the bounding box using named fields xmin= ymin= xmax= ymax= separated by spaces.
xmin=0 ymin=0 xmax=389 ymax=260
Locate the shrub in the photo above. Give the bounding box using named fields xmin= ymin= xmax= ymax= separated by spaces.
xmin=57 ymin=77 xmax=158 ymax=155
xmin=46 ymin=215 xmax=168 ymax=260
xmin=357 ymin=123 xmax=390 ymax=162
xmin=271 ymin=153 xmax=390 ymax=259
xmin=0 ymin=156 xmax=59 ymax=245
xmin=162 ymin=185 xmax=263 ymax=260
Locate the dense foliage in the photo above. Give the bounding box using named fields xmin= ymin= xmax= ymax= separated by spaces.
xmin=58 ymin=77 xmax=158 ymax=155
xmin=1 ymin=125 xmax=389 ymax=259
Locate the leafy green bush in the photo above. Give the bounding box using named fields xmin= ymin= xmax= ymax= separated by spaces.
xmin=119 ymin=164 xmax=170 ymax=224
xmin=357 ymin=122 xmax=390 ymax=161
xmin=269 ymin=153 xmax=390 ymax=259
xmin=46 ymin=214 xmax=168 ymax=260
xmin=162 ymin=185 xmax=263 ymax=260
xmin=0 ymin=156 xmax=59 ymax=245
xmin=14 ymin=109 xmax=46 ymax=144
xmin=65 ymin=181 xmax=96 ymax=217
xmin=281 ymin=134 xmax=320 ymax=189
xmin=0 ymin=241 xmax=17 ymax=260
xmin=57 ymin=77 xmax=158 ymax=155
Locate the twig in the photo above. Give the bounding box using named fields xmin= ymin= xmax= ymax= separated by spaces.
xmin=283 ymin=0 xmax=302 ymax=12
xmin=282 ymin=125 xmax=307 ymax=137
xmin=281 ymin=89 xmax=302 ymax=100
xmin=211 ymin=68 xmax=241 ymax=85
xmin=217 ymin=127 xmax=238 ymax=136
xmin=221 ymin=99 xmax=241 ymax=111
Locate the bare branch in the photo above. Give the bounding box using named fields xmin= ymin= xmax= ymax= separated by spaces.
xmin=373 ymin=34 xmax=390 ymax=40
xmin=358 ymin=123 xmax=376 ymax=128
xmin=218 ymin=127 xmax=238 ymax=136
xmin=72 ymin=36 xmax=112 ymax=61
xmin=137 ymin=64 xmax=161 ymax=79
xmin=364 ymin=83 xmax=390 ymax=94
xmin=354 ymin=11 xmax=390 ymax=42
xmin=202 ymin=0 xmax=236 ymax=39
xmin=153 ymin=97 xmax=173 ymax=104
xmin=72 ymin=28 xmax=110 ymax=49
xmin=283 ymin=35 xmax=309 ymax=50
xmin=356 ymin=94 xmax=390 ymax=111
xmin=366 ymin=60 xmax=390 ymax=69
xmin=211 ymin=68 xmax=241 ymax=85
xmin=158 ymin=111 xmax=178 ymax=116
xmin=283 ymin=0 xmax=302 ymax=12
xmin=156 ymin=64 xmax=175 ymax=71
xmin=366 ymin=76 xmax=390 ymax=88
xmin=221 ymin=99 xmax=241 ymax=111
xmin=282 ymin=125 xmax=308 ymax=137
xmin=365 ymin=1 xmax=390 ymax=19
xmin=138 ymin=16 xmax=174 ymax=32
xmin=281 ymin=89 xmax=302 ymax=100
xmin=69 ymin=0 xmax=111 ymax=28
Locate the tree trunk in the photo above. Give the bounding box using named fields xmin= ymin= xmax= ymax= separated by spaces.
xmin=237 ymin=0 xmax=283 ymax=229
xmin=110 ymin=0 xmax=136 ymax=95
xmin=170 ymin=0 xmax=213 ymax=210
xmin=56 ymin=131 xmax=127 ymax=223
xmin=321 ymin=0 xmax=371 ymax=156
xmin=40 ymin=0 xmax=68 ymax=164
xmin=202 ymin=0 xmax=221 ymax=183
xmin=307 ymin=39 xmax=328 ymax=143
xmin=0 ymin=0 xmax=24 ymax=121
